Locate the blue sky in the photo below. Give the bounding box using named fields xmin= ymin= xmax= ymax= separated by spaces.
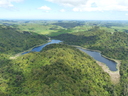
xmin=0 ymin=0 xmax=128 ymax=20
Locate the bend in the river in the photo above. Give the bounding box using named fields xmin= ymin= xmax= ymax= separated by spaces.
xmin=22 ymin=39 xmax=118 ymax=72
xmin=10 ymin=39 xmax=120 ymax=84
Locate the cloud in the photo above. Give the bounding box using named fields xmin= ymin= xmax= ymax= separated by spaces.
xmin=46 ymin=0 xmax=88 ymax=7
xmin=60 ymin=9 xmax=65 ymax=12
xmin=0 ymin=0 xmax=23 ymax=8
xmin=38 ymin=5 xmax=51 ymax=12
xmin=46 ymin=0 xmax=128 ymax=11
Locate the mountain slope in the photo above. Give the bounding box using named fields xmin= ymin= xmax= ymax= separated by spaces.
xmin=1 ymin=44 xmax=115 ymax=96
xmin=53 ymin=28 xmax=128 ymax=60
xmin=0 ymin=25 xmax=48 ymax=55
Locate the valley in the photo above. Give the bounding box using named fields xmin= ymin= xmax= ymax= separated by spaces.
xmin=0 ymin=20 xmax=128 ymax=96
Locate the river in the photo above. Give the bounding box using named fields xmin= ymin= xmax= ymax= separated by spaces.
xmin=77 ymin=48 xmax=117 ymax=71
xmin=22 ymin=40 xmax=62 ymax=54
xmin=22 ymin=40 xmax=117 ymax=71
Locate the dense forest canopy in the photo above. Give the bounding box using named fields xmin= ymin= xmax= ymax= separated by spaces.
xmin=0 ymin=20 xmax=127 ymax=96
xmin=53 ymin=27 xmax=128 ymax=60
xmin=0 ymin=25 xmax=48 ymax=55
xmin=52 ymin=24 xmax=128 ymax=96
xmin=0 ymin=44 xmax=115 ymax=96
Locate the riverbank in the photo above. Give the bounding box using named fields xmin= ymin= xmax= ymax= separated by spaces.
xmin=10 ymin=40 xmax=51 ymax=59
xmin=96 ymin=60 xmax=120 ymax=84
xmin=10 ymin=42 xmax=121 ymax=84
xmin=73 ymin=45 xmax=121 ymax=84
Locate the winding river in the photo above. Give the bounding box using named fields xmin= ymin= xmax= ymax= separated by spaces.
xmin=22 ymin=40 xmax=117 ymax=71
xmin=22 ymin=40 xmax=62 ymax=54
xmin=78 ymin=48 xmax=117 ymax=71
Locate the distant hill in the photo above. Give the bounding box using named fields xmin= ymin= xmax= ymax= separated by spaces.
xmin=53 ymin=27 xmax=128 ymax=60
xmin=53 ymin=21 xmax=84 ymax=28
xmin=0 ymin=25 xmax=48 ymax=55
xmin=52 ymin=28 xmax=128 ymax=96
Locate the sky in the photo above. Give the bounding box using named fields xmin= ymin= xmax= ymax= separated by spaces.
xmin=0 ymin=0 xmax=128 ymax=20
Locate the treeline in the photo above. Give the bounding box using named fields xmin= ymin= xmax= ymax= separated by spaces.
xmin=0 ymin=44 xmax=115 ymax=96
xmin=0 ymin=25 xmax=48 ymax=55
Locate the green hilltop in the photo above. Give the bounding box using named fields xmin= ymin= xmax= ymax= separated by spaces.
xmin=1 ymin=44 xmax=114 ymax=96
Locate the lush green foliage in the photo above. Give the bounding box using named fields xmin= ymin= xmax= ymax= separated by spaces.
xmin=0 ymin=54 xmax=12 ymax=96
xmin=0 ymin=44 xmax=115 ymax=96
xmin=0 ymin=20 xmax=128 ymax=96
xmin=0 ymin=25 xmax=48 ymax=55
xmin=3 ymin=20 xmax=128 ymax=36
xmin=120 ymin=60 xmax=128 ymax=96
xmin=52 ymin=27 xmax=128 ymax=96
xmin=53 ymin=27 xmax=128 ymax=60
xmin=53 ymin=21 xmax=84 ymax=28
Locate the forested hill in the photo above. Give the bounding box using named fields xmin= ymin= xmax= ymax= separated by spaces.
xmin=0 ymin=25 xmax=48 ymax=55
xmin=0 ymin=44 xmax=115 ymax=96
xmin=52 ymin=28 xmax=128 ymax=95
xmin=53 ymin=28 xmax=128 ymax=60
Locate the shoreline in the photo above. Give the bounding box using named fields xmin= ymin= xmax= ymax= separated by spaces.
xmin=72 ymin=45 xmax=120 ymax=70
xmin=72 ymin=45 xmax=121 ymax=84
xmin=10 ymin=40 xmax=51 ymax=59
xmin=10 ymin=42 xmax=121 ymax=84
xmin=96 ymin=60 xmax=120 ymax=84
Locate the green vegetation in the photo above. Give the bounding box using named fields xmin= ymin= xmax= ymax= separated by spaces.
xmin=0 ymin=20 xmax=128 ymax=96
xmin=53 ymin=27 xmax=128 ymax=60
xmin=53 ymin=21 xmax=84 ymax=28
xmin=120 ymin=60 xmax=128 ymax=96
xmin=52 ymin=26 xmax=128 ymax=96
xmin=1 ymin=20 xmax=128 ymax=36
xmin=1 ymin=44 xmax=115 ymax=96
xmin=0 ymin=25 xmax=48 ymax=55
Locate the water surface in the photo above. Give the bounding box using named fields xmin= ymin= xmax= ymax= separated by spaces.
xmin=22 ymin=40 xmax=62 ymax=54
xmin=22 ymin=39 xmax=117 ymax=71
xmin=78 ymin=48 xmax=117 ymax=71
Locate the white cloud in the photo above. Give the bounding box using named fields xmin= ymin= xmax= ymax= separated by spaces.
xmin=73 ymin=8 xmax=79 ymax=12
xmin=0 ymin=0 xmax=23 ymax=8
xmin=38 ymin=5 xmax=51 ymax=12
xmin=60 ymin=9 xmax=65 ymax=12
xmin=46 ymin=0 xmax=128 ymax=11
xmin=46 ymin=0 xmax=88 ymax=7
